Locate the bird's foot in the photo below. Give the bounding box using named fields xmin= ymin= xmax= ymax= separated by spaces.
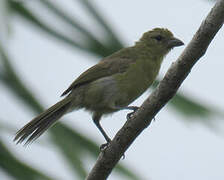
xmin=100 ymin=141 xmax=125 ymax=160
xmin=100 ymin=138 xmax=111 ymax=151
xmin=126 ymin=106 xmax=139 ymax=120
xmin=100 ymin=142 xmax=109 ymax=151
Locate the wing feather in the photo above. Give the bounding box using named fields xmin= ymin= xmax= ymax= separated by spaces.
xmin=61 ymin=56 xmax=136 ymax=96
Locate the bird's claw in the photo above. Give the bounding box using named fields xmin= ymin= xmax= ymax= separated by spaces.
xmin=126 ymin=112 xmax=134 ymax=120
xmin=100 ymin=141 xmax=126 ymax=160
xmin=100 ymin=141 xmax=111 ymax=151
xmin=121 ymin=153 xmax=125 ymax=160
xmin=126 ymin=107 xmax=139 ymax=120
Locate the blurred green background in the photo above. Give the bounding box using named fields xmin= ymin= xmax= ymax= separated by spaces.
xmin=0 ymin=0 xmax=223 ymax=179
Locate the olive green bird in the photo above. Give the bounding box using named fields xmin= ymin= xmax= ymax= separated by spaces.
xmin=14 ymin=28 xmax=183 ymax=145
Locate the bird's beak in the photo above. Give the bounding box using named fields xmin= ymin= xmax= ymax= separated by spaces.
xmin=168 ymin=38 xmax=184 ymax=48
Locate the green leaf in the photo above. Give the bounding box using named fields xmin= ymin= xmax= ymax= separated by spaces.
xmin=51 ymin=124 xmax=141 ymax=180
xmin=0 ymin=45 xmax=44 ymax=113
xmin=75 ymin=0 xmax=124 ymax=50
xmin=9 ymin=1 xmax=92 ymax=54
xmin=0 ymin=140 xmax=53 ymax=180
xmin=152 ymin=80 xmax=217 ymax=118
xmin=38 ymin=0 xmax=108 ymax=54
xmin=50 ymin=124 xmax=87 ymax=179
xmin=9 ymin=1 xmax=115 ymax=57
xmin=170 ymin=93 xmax=211 ymax=117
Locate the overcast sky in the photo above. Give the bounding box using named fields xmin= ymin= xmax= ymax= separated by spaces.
xmin=1 ymin=0 xmax=224 ymax=180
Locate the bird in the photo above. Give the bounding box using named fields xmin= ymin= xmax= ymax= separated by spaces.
xmin=14 ymin=28 xmax=184 ymax=146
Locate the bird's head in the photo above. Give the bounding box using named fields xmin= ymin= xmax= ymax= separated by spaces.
xmin=138 ymin=28 xmax=184 ymax=55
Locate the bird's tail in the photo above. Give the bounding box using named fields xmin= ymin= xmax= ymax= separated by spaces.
xmin=14 ymin=97 xmax=72 ymax=145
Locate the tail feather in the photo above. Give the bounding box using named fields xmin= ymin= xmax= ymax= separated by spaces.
xmin=14 ymin=98 xmax=71 ymax=145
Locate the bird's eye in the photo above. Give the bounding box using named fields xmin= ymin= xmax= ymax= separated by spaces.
xmin=154 ymin=35 xmax=163 ymax=41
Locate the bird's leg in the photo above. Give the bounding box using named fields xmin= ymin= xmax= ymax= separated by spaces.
xmin=93 ymin=113 xmax=111 ymax=151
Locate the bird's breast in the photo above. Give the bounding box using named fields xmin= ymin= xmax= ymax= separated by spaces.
xmin=114 ymin=59 xmax=160 ymax=106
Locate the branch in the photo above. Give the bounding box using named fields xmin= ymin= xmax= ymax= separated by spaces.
xmin=86 ymin=0 xmax=224 ymax=179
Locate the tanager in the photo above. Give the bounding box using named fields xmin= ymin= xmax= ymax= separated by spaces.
xmin=14 ymin=28 xmax=184 ymax=145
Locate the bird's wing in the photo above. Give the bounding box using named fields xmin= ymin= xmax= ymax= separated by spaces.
xmin=61 ymin=57 xmax=136 ymax=96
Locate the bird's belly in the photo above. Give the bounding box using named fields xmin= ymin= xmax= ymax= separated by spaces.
xmin=82 ymin=77 xmax=120 ymax=113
